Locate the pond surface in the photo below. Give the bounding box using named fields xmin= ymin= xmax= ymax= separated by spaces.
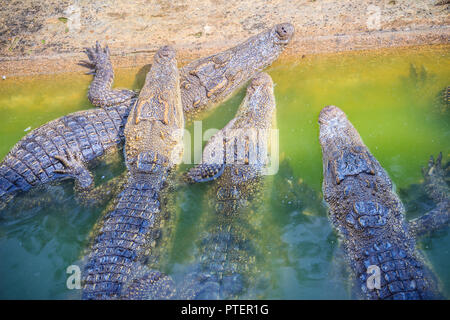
xmin=0 ymin=45 xmax=449 ymax=299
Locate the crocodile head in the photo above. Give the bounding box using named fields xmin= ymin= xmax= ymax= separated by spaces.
xmin=273 ymin=23 xmax=295 ymax=45
xmin=319 ymin=106 xmax=378 ymax=197
xmin=319 ymin=106 xmax=404 ymax=236
xmin=125 ymin=45 xmax=184 ymax=174
xmin=233 ymin=72 xmax=276 ymax=129
xmin=187 ymin=72 xmax=276 ymax=184
xmin=319 ymin=106 xmax=376 ymax=185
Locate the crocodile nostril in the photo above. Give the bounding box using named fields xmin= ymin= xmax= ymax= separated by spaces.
xmin=275 ymin=23 xmax=294 ymax=40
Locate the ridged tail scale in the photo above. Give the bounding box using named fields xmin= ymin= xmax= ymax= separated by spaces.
xmin=82 ymin=175 xmax=172 ymax=299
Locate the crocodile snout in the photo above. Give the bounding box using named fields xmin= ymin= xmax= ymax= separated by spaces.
xmin=318 ymin=105 xmax=354 ymax=147
xmin=156 ymin=45 xmax=176 ymax=61
xmin=250 ymin=72 xmax=273 ymax=88
xmin=318 ymin=105 xmax=347 ymax=125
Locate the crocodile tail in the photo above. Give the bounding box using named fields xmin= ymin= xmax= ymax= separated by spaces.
xmin=82 ymin=177 xmax=170 ymax=300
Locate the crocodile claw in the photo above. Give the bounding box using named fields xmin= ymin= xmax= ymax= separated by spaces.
xmin=78 ymin=60 xmax=95 ymax=68
xmin=80 ymin=41 xmax=111 ymax=71
xmin=53 ymin=150 xmax=93 ymax=189
xmin=421 ymin=152 xmax=449 ymax=204
xmin=77 ymin=62 xmax=96 ymax=75
xmin=422 ymin=152 xmax=443 ymax=178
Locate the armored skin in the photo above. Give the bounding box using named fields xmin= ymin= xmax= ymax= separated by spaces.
xmin=318 ymin=105 xmax=444 ymax=300
xmin=181 ymin=72 xmax=276 ymax=299
xmin=80 ymin=42 xmax=137 ymax=108
xmin=179 ymin=23 xmax=293 ymax=116
xmin=82 ymin=46 xmax=183 ymax=300
xmin=0 ymin=103 xmax=131 ymax=210
xmin=0 ymin=23 xmax=294 ymax=211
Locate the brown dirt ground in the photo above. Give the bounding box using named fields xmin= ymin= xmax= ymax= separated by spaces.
xmin=0 ymin=0 xmax=449 ymax=76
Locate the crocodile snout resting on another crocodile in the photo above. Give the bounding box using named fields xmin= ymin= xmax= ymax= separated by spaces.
xmin=179 ymin=72 xmax=276 ymax=299
xmin=179 ymin=23 xmax=293 ymax=116
xmin=82 ymin=45 xmax=184 ymax=300
xmin=319 ymin=105 xmax=448 ymax=300
xmin=0 ymin=23 xmax=294 ymax=211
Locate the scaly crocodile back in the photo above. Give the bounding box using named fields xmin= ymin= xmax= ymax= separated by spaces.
xmin=0 ymin=102 xmax=134 ymax=210
xmin=82 ymin=176 xmax=168 ymax=299
xmin=319 ymin=105 xmax=442 ymax=299
xmin=82 ymin=46 xmax=183 ymax=300
xmin=201 ymin=168 xmax=265 ymax=299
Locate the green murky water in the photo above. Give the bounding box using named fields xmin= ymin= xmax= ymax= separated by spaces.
xmin=0 ymin=45 xmax=449 ymax=299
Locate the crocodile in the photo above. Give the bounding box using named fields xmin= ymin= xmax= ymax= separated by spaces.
xmin=81 ymin=45 xmax=184 ymax=300
xmin=0 ymin=23 xmax=294 ymax=211
xmin=179 ymin=72 xmax=276 ymax=299
xmin=318 ymin=105 xmax=448 ymax=300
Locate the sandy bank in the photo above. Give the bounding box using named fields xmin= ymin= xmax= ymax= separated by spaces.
xmin=0 ymin=0 xmax=449 ymax=76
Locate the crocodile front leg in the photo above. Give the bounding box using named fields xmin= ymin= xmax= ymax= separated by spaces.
xmin=80 ymin=41 xmax=136 ymax=108
xmin=53 ymin=151 xmax=94 ymax=189
xmin=409 ymin=153 xmax=449 ymax=237
xmin=0 ymin=103 xmax=132 ymax=212
xmin=52 ymin=151 xmax=127 ymax=208
xmin=409 ymin=202 xmax=450 ymax=238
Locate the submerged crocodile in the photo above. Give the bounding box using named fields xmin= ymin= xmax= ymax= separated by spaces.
xmin=318 ymin=105 xmax=449 ymax=300
xmin=179 ymin=72 xmax=276 ymax=299
xmin=0 ymin=23 xmax=294 ymax=210
xmin=82 ymin=45 xmax=183 ymax=300
xmin=436 ymin=85 xmax=449 ymax=113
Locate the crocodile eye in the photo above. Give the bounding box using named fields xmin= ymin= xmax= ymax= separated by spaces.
xmin=275 ymin=23 xmax=294 ymax=41
xmin=277 ymin=27 xmax=287 ymax=38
